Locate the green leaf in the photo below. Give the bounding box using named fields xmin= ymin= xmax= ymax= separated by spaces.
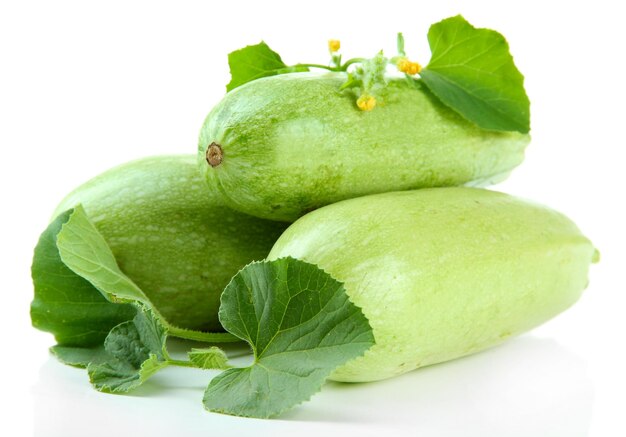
xmin=188 ymin=347 xmax=230 ymax=370
xmin=88 ymin=306 xmax=169 ymax=393
xmin=203 ymin=258 xmax=375 ymax=418
xmin=339 ymin=72 xmax=362 ymax=91
xmin=30 ymin=209 xmax=135 ymax=347
xmin=56 ymin=205 xmax=152 ymax=306
xmin=226 ymin=42 xmax=307 ymax=92
xmin=420 ymin=15 xmax=530 ymax=133
xmin=51 ymin=345 xmax=113 ymax=368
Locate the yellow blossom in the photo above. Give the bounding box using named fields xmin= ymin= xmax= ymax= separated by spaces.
xmin=328 ymin=39 xmax=341 ymax=53
xmin=397 ymin=58 xmax=422 ymax=75
xmin=356 ymin=94 xmax=376 ymax=111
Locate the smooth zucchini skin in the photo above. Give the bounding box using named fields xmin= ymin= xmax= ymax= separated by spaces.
xmin=199 ymin=72 xmax=530 ymax=221
xmin=267 ymin=187 xmax=597 ymax=382
xmin=54 ymin=155 xmax=288 ymax=331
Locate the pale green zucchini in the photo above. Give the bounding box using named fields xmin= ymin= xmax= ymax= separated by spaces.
xmin=268 ymin=187 xmax=597 ymax=382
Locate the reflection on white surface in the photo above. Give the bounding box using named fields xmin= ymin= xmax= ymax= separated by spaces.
xmin=33 ymin=335 xmax=593 ymax=437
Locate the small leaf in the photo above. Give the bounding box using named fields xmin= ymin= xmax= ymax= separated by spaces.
xmin=339 ymin=72 xmax=362 ymax=91
xmin=89 ymin=354 xmax=167 ymax=393
xmin=30 ymin=209 xmax=135 ymax=348
xmin=56 ymin=205 xmax=152 ymax=306
xmin=203 ymin=258 xmax=375 ymax=418
xmin=226 ymin=42 xmax=307 ymax=92
xmin=88 ymin=306 xmax=169 ymax=393
xmin=420 ymin=15 xmax=530 ymax=133
xmin=189 ymin=347 xmax=230 ymax=370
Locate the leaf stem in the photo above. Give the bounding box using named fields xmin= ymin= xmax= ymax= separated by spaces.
xmin=168 ymin=359 xmax=198 ymax=368
xmin=167 ymin=325 xmax=241 ymax=343
xmin=341 ymin=58 xmax=367 ymax=70
xmin=292 ymin=63 xmax=337 ymax=71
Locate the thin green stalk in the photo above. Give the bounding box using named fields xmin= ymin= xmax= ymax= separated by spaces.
xmin=168 ymin=359 xmax=198 ymax=368
xmin=168 ymin=325 xmax=240 ymax=343
xmin=341 ymin=58 xmax=367 ymax=70
xmin=292 ymin=63 xmax=337 ymax=71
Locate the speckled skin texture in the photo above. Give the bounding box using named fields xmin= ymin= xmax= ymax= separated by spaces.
xmin=268 ymin=188 xmax=597 ymax=382
xmin=55 ymin=155 xmax=288 ymax=331
xmin=199 ymin=72 xmax=530 ymax=222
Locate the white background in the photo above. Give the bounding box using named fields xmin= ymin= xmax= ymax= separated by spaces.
xmin=1 ymin=0 xmax=624 ymax=435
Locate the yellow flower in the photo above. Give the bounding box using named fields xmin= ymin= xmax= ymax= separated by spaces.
xmin=328 ymin=39 xmax=341 ymax=53
xmin=397 ymin=58 xmax=422 ymax=75
xmin=357 ymin=94 xmax=376 ymax=111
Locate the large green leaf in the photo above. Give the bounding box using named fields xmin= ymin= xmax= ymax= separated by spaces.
xmin=30 ymin=209 xmax=135 ymax=349
xmin=203 ymin=258 xmax=375 ymax=418
xmin=420 ymin=15 xmax=530 ymax=133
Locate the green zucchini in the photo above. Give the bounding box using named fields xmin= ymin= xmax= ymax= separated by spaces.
xmin=199 ymin=72 xmax=530 ymax=221
xmin=54 ymin=155 xmax=288 ymax=331
xmin=268 ymin=187 xmax=597 ymax=382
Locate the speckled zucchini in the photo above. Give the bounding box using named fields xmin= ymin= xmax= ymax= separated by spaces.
xmin=54 ymin=155 xmax=288 ymax=331
xmin=268 ymin=187 xmax=597 ymax=382
xmin=199 ymin=72 xmax=530 ymax=221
